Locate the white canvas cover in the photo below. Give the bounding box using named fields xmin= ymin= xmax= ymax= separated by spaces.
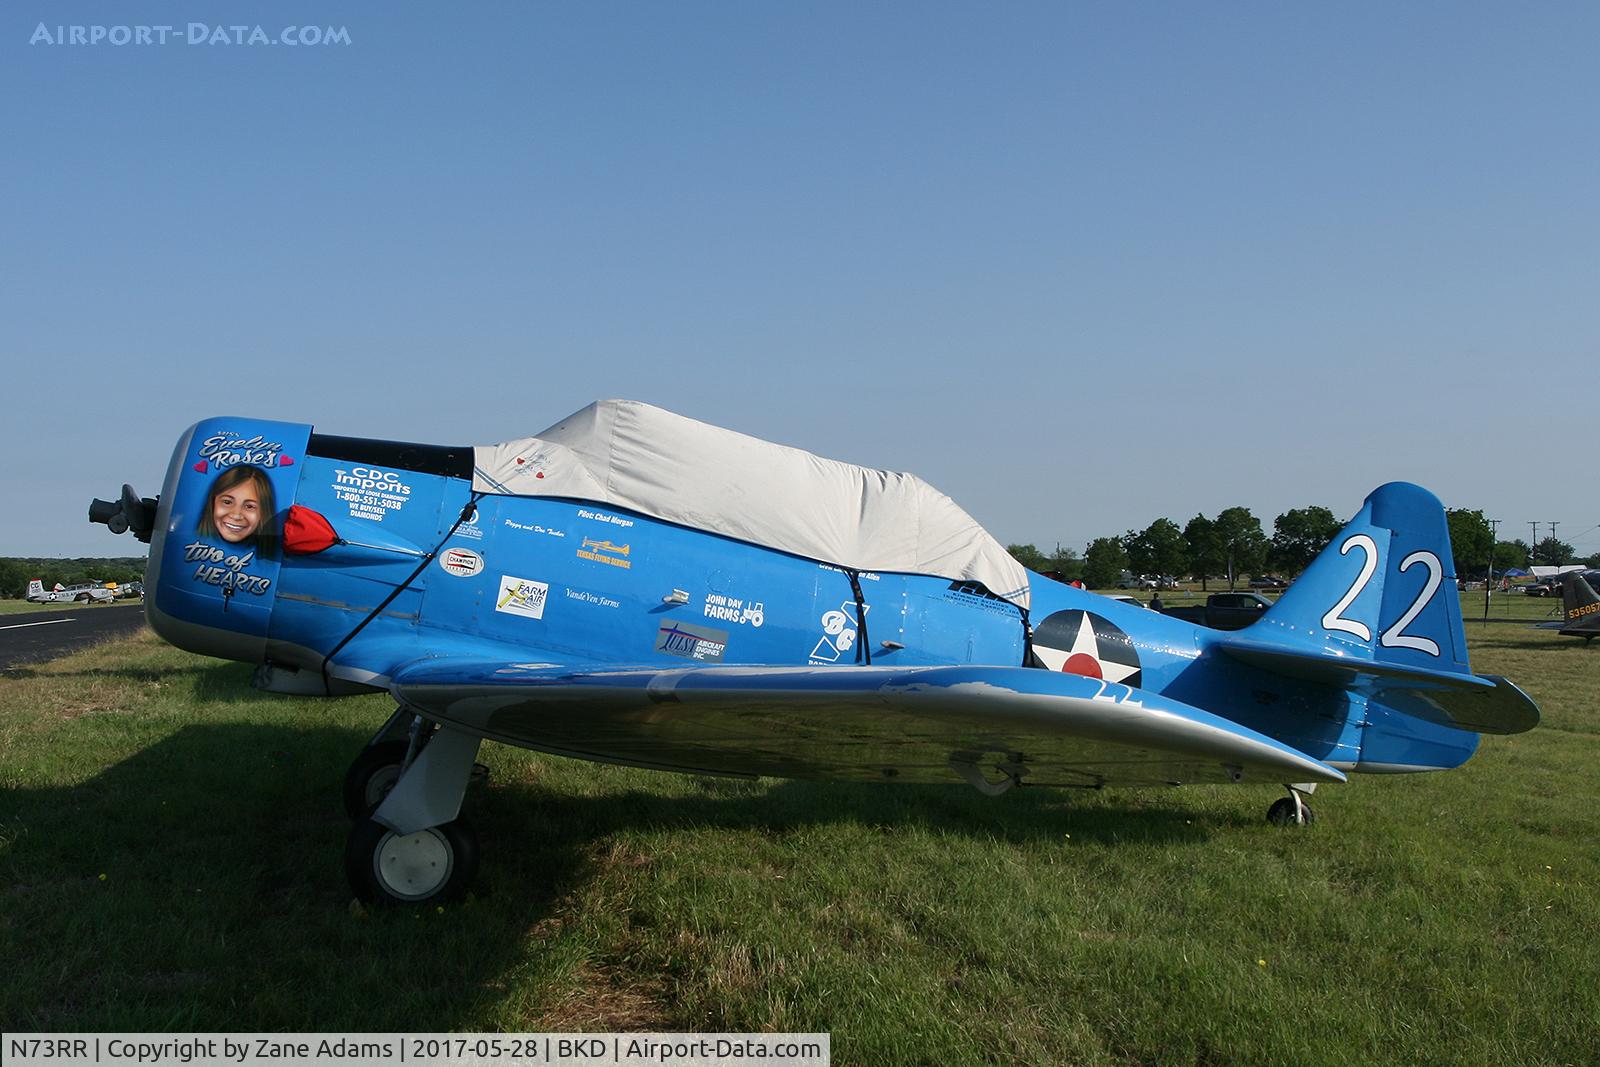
xmin=473 ymin=400 xmax=1030 ymax=608
xmin=1530 ymin=566 xmax=1587 ymax=579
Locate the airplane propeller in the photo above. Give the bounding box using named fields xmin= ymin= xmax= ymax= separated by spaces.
xmin=88 ymin=483 xmax=158 ymax=543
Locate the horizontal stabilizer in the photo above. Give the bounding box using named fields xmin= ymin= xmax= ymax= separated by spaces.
xmin=1217 ymin=636 xmax=1538 ymax=735
xmin=390 ymin=659 xmax=1346 ymax=789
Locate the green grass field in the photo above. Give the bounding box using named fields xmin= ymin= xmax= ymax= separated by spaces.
xmin=0 ymin=599 xmax=93 ymax=615
xmin=1 ymin=621 xmax=1595 ymax=1063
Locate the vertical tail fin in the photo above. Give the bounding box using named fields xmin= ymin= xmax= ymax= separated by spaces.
xmin=27 ymin=579 xmax=45 ymax=601
xmin=1560 ymin=573 xmax=1600 ymax=640
xmin=1256 ymin=482 xmax=1469 ymax=674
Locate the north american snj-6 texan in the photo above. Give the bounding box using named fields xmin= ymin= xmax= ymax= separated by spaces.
xmin=89 ymin=400 xmax=1539 ymax=905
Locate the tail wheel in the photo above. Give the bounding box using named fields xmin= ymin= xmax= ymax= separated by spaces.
xmin=345 ymin=815 xmax=479 ymax=906
xmin=342 ymin=741 xmax=412 ymax=819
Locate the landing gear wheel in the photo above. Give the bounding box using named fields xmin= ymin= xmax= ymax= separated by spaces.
xmin=342 ymin=741 xmax=412 ymax=819
xmin=345 ymin=815 xmax=479 ymax=906
xmin=1267 ymin=796 xmax=1314 ymax=826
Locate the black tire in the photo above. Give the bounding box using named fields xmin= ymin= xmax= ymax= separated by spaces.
xmin=1267 ymin=797 xmax=1314 ymax=826
xmin=345 ymin=815 xmax=479 ymax=906
xmin=76 ymin=593 xmax=91 ymax=603
xmin=342 ymin=741 xmax=412 ymax=820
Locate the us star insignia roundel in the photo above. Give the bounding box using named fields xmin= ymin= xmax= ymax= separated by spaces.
xmin=1031 ymin=610 xmax=1142 ymax=687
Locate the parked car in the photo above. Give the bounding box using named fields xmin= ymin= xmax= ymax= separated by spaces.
xmin=1158 ymin=592 xmax=1274 ymax=630
xmin=1248 ymin=575 xmax=1287 ymax=589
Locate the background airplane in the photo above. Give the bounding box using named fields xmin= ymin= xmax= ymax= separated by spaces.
xmin=1535 ymin=570 xmax=1600 ymax=644
xmin=89 ymin=400 xmax=1539 ymax=906
xmin=26 ymin=579 xmax=115 ymax=604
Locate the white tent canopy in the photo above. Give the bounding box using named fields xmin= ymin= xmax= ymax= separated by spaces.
xmin=472 ymin=400 xmax=1030 ymax=609
xmin=1530 ymin=565 xmax=1587 ymax=579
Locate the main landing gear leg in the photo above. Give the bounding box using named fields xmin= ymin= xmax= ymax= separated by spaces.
xmin=343 ymin=708 xmax=491 ymax=820
xmin=345 ymin=722 xmax=483 ymax=906
xmin=342 ymin=707 xmax=423 ymax=819
xmin=1267 ymin=783 xmax=1317 ymax=826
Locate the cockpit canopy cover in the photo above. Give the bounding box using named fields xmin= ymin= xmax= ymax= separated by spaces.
xmin=471 ymin=399 xmax=1030 ymax=608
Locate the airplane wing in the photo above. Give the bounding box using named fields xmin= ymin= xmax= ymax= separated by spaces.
xmin=1213 ymin=635 xmax=1539 ymax=735
xmin=387 ymin=659 xmax=1345 ymax=790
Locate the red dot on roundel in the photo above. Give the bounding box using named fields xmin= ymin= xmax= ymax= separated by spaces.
xmin=1061 ymin=653 xmax=1103 ymax=679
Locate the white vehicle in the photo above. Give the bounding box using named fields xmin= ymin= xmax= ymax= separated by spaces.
xmin=26 ymin=579 xmax=115 ymax=604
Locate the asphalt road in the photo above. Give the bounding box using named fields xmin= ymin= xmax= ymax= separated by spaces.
xmin=0 ymin=603 xmax=148 ymax=672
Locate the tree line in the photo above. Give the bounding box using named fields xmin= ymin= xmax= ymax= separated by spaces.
xmin=1009 ymin=508 xmax=1597 ymax=590
xmin=0 ymin=557 xmax=147 ymax=599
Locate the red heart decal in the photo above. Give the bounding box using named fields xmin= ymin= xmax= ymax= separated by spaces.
xmin=194 ymin=461 xmax=208 ymax=473
xmin=279 ymin=456 xmax=295 ymax=467
xmin=536 ymin=472 xmax=545 ymax=479
xmin=515 ymin=457 xmax=525 ymax=465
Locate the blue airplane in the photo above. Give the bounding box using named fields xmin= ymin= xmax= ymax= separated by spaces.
xmin=89 ymin=400 xmax=1539 ymax=906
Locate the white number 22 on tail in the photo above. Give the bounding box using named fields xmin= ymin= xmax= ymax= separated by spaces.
xmin=1320 ymin=535 xmax=1443 ymax=657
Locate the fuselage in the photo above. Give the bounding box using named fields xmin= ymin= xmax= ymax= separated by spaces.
xmin=142 ymin=419 xmax=1200 ymax=682
xmin=141 ymin=417 xmax=1457 ymax=777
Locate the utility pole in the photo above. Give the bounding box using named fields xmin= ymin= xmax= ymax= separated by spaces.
xmin=1485 ymin=519 xmax=1500 ymax=620
xmin=1549 ymin=522 xmax=1561 ymax=564
xmin=1530 ymin=522 xmax=1540 ymax=562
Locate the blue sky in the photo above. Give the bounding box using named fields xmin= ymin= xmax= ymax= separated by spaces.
xmin=4 ymin=3 xmax=1596 ymax=560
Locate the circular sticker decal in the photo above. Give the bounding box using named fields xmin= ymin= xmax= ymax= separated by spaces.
xmin=438 ymin=547 xmax=485 ymax=578
xmin=1031 ymin=609 xmax=1142 ymax=687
